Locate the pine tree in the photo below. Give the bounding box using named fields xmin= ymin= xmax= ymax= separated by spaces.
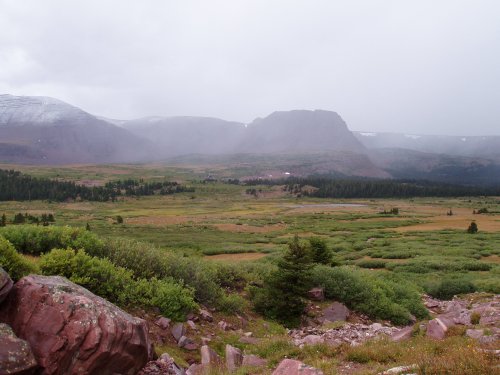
xmin=0 ymin=214 xmax=6 ymax=227
xmin=253 ymin=235 xmax=313 ymax=327
xmin=86 ymin=223 xmax=91 ymax=231
xmin=309 ymin=237 xmax=332 ymax=265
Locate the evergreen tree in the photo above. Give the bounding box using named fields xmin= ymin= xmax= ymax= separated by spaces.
xmin=0 ymin=214 xmax=6 ymax=227
xmin=86 ymin=223 xmax=91 ymax=231
xmin=309 ymin=237 xmax=332 ymax=265
xmin=467 ymin=221 xmax=478 ymax=234
xmin=253 ymin=235 xmax=313 ymax=327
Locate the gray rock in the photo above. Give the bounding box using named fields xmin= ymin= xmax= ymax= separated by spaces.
xmin=171 ymin=323 xmax=186 ymax=342
xmin=200 ymin=345 xmax=221 ymax=367
xmin=225 ymin=344 xmax=243 ymax=372
xmin=272 ymin=359 xmax=324 ymax=375
xmin=322 ymin=302 xmax=350 ymax=322
xmin=199 ymin=309 xmax=213 ymax=322
xmin=242 ymin=354 xmax=267 ymax=368
xmin=155 ymin=317 xmax=171 ymax=330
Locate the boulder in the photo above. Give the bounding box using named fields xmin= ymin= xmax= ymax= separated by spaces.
xmin=0 ymin=275 xmax=152 ymax=375
xmin=186 ymin=363 xmax=205 ymax=375
xmin=391 ymin=326 xmax=413 ymax=342
xmin=218 ymin=320 xmax=231 ymax=331
xmin=0 ymin=267 xmax=13 ymax=304
xmin=154 ymin=317 xmax=171 ymax=330
xmin=178 ymin=336 xmax=198 ymax=351
xmin=0 ymin=323 xmax=38 ymax=375
xmin=426 ymin=318 xmax=449 ymax=340
xmin=272 ymin=359 xmax=324 ymax=375
xmin=307 ymin=287 xmax=325 ymax=301
xmin=200 ymin=345 xmax=221 ymax=367
xmin=225 ymin=344 xmax=243 ymax=372
xmin=242 ymin=354 xmax=267 ymax=368
xmin=187 ymin=320 xmax=197 ymax=330
xmin=171 ymin=323 xmax=186 ymax=342
xmin=466 ymin=329 xmax=484 ymax=340
xmin=321 ymin=302 xmax=350 ymax=323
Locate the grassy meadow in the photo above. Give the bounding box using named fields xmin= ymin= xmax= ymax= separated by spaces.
xmin=1 ymin=162 xmax=499 ymax=374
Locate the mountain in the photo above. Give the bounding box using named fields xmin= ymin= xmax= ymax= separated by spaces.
xmin=241 ymin=110 xmax=366 ymax=154
xmin=368 ymin=148 xmax=500 ymax=186
xmin=354 ymin=131 xmax=500 ymax=160
xmin=123 ymin=116 xmax=246 ymax=156
xmin=0 ymin=94 xmax=152 ymax=164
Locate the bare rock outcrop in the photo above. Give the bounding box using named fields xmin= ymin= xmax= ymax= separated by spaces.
xmin=0 ymin=275 xmax=152 ymax=375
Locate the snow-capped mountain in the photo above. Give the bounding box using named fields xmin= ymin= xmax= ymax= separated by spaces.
xmin=0 ymin=94 xmax=152 ymax=164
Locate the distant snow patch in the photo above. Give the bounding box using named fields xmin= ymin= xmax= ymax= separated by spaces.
xmin=461 ymin=137 xmax=467 ymax=142
xmin=359 ymin=132 xmax=377 ymax=137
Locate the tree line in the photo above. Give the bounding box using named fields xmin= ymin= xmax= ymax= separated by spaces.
xmin=0 ymin=169 xmax=194 ymax=202
xmin=276 ymin=177 xmax=500 ymax=198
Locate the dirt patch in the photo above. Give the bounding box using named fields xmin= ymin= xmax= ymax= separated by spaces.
xmin=213 ymin=223 xmax=286 ymax=233
xmin=393 ymin=214 xmax=500 ymax=232
xmin=59 ymin=203 xmax=94 ymax=211
xmin=204 ymin=253 xmax=268 ymax=261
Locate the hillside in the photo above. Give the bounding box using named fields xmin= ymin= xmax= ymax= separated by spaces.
xmin=0 ymin=94 xmax=152 ymax=164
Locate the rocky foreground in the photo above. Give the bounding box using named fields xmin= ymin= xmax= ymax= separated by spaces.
xmin=0 ymin=268 xmax=499 ymax=374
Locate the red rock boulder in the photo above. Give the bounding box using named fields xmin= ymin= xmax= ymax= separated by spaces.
xmin=0 ymin=323 xmax=38 ymax=375
xmin=0 ymin=275 xmax=153 ymax=375
xmin=272 ymin=359 xmax=324 ymax=375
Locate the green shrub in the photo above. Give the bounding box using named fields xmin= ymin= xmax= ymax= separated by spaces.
xmin=0 ymin=225 xmax=104 ymax=256
xmin=310 ymin=265 xmax=428 ymax=325
xmin=0 ymin=236 xmax=38 ymax=280
xmin=426 ymin=278 xmax=477 ymax=300
xmin=40 ymin=248 xmax=196 ymax=320
xmin=356 ymin=259 xmax=387 ymax=269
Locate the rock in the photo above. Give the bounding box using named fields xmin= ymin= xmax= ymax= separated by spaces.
xmin=0 ymin=275 xmax=152 ymax=375
xmin=186 ymin=313 xmax=199 ymax=322
xmin=307 ymin=287 xmax=325 ymax=301
xmin=391 ymin=326 xmax=413 ymax=342
xmin=171 ymin=323 xmax=186 ymax=342
xmin=301 ymin=335 xmax=325 ymax=345
xmin=272 ymin=359 xmax=324 ymax=375
xmin=322 ymin=302 xmax=350 ymax=323
xmin=199 ymin=309 xmax=213 ymax=322
xmin=370 ymin=323 xmax=383 ymax=331
xmin=466 ymin=329 xmax=484 ymax=340
xmin=225 ymin=344 xmax=243 ymax=372
xmin=243 ymin=331 xmax=253 ymax=337
xmin=218 ymin=320 xmax=231 ymax=331
xmin=201 ymin=337 xmax=212 ymax=345
xmin=200 ymin=345 xmax=221 ymax=367
xmin=239 ymin=336 xmax=260 ymax=345
xmin=242 ymin=354 xmax=267 ymax=368
xmin=187 ymin=320 xmax=197 ymax=330
xmin=178 ymin=336 xmax=198 ymax=351
xmin=378 ymin=364 xmax=418 ymax=374
xmin=0 ymin=323 xmax=38 ymax=375
xmin=426 ymin=318 xmax=449 ymax=340
xmin=186 ymin=363 xmax=205 ymax=375
xmin=0 ymin=267 xmax=13 ymax=305
xmin=138 ymin=353 xmax=184 ymax=375
xmin=155 ymin=317 xmax=171 ymax=330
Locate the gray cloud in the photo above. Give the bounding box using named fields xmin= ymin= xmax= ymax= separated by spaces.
xmin=0 ymin=0 xmax=499 ymax=135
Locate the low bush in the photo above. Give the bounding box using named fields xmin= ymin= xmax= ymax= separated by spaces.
xmin=356 ymin=259 xmax=386 ymax=269
xmin=0 ymin=225 xmax=104 ymax=256
xmin=426 ymin=278 xmax=477 ymax=300
xmin=311 ymin=265 xmax=428 ymax=325
xmin=40 ymin=248 xmax=196 ymax=320
xmin=0 ymin=236 xmax=38 ymax=280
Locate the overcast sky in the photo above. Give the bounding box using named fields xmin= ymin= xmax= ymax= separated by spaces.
xmin=0 ymin=0 xmax=499 ymax=135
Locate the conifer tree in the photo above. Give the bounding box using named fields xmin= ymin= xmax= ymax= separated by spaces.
xmin=309 ymin=237 xmax=332 ymax=265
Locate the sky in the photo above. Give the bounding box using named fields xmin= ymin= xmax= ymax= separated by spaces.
xmin=0 ymin=0 xmax=499 ymax=135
